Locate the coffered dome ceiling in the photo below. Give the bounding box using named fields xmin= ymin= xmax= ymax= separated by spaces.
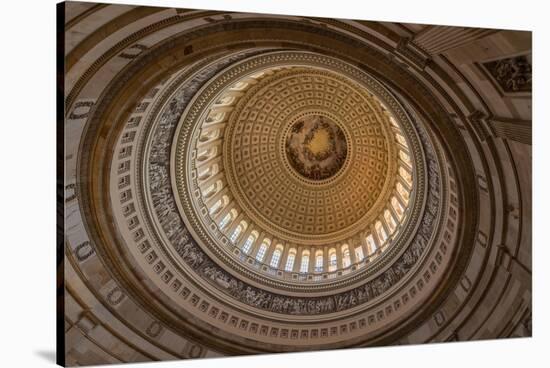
xmin=62 ymin=3 xmax=532 ymax=365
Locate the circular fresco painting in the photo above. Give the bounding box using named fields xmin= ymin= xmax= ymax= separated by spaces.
xmin=285 ymin=115 xmax=348 ymax=180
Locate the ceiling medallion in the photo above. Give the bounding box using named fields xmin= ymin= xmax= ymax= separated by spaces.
xmin=285 ymin=115 xmax=348 ymax=180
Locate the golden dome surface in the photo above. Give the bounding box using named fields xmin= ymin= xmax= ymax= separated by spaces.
xmin=223 ymin=67 xmax=397 ymax=240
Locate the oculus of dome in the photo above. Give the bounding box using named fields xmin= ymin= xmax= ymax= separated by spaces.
xmin=285 ymin=115 xmax=348 ymax=181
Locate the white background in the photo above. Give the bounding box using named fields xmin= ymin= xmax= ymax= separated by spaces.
xmin=0 ymin=0 xmax=546 ymax=367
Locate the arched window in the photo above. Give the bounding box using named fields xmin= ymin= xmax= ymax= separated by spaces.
xmin=328 ymin=248 xmax=337 ymax=272
xmin=231 ymin=81 xmax=248 ymax=91
xmin=199 ymin=129 xmax=220 ymax=143
xmin=202 ymin=180 xmax=222 ymax=198
xmin=230 ymin=220 xmax=247 ymax=243
xmin=219 ymin=213 xmax=231 ymax=230
xmin=399 ymin=167 xmax=412 ymax=185
xmin=395 ymin=133 xmax=407 ymax=146
xmin=209 ymin=199 xmax=222 ymax=215
xmin=355 ymin=246 xmax=365 ymax=261
xmin=215 ymin=95 xmax=236 ymax=106
xmin=209 ymin=195 xmax=228 ymax=216
xmin=242 ymin=231 xmax=258 ymax=254
xmin=375 ymin=221 xmax=388 ymax=243
xmin=197 ymin=146 xmax=218 ymax=162
xmin=399 ymin=150 xmax=411 ymax=166
xmin=249 ymin=71 xmax=266 ymax=79
xmin=197 ymin=165 xmax=212 ymax=181
xmin=314 ymin=250 xmax=323 ymax=272
xmin=341 ymin=244 xmax=351 ymax=268
xmin=219 ymin=209 xmax=237 ymax=231
xmin=397 ymin=182 xmax=410 ymax=202
xmin=391 ymin=196 xmax=404 ymax=219
xmin=300 ymin=251 xmax=310 ymax=273
xmin=285 ymin=249 xmax=296 ymax=272
xmin=270 ymin=246 xmax=283 ymax=268
xmin=366 ymin=234 xmax=377 ymax=256
xmin=384 ymin=209 xmax=397 ymax=233
xmin=202 ymin=183 xmax=215 ymax=198
xmin=205 ymin=111 xmax=226 ymax=124
xmin=256 ymin=239 xmax=270 ymax=262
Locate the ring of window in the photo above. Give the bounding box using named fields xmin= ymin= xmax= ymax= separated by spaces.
xmin=190 ymin=62 xmax=417 ymax=282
